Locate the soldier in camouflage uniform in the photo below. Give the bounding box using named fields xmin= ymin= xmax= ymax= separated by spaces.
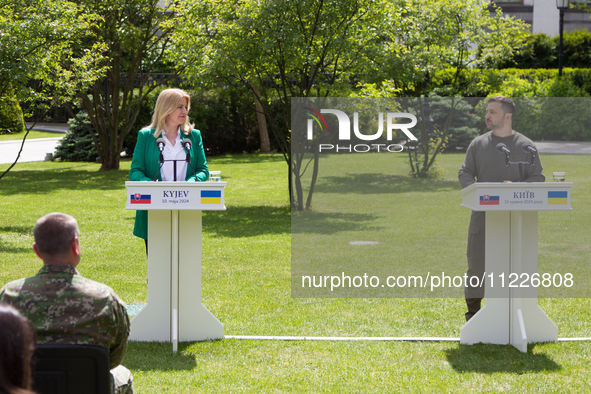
xmin=0 ymin=213 xmax=133 ymax=394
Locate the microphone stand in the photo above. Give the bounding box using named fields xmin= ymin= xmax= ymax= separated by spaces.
xmin=153 ymin=152 xmax=165 ymax=181
xmin=153 ymin=139 xmax=198 ymax=182
xmin=155 ymin=159 xmax=192 ymax=181
xmin=184 ymin=151 xmax=198 ymax=181
xmin=505 ymin=154 xmax=536 ymax=182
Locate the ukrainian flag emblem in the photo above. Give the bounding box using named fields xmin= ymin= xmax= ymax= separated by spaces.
xmin=548 ymin=191 xmax=568 ymax=205
xmin=201 ymin=190 xmax=222 ymax=205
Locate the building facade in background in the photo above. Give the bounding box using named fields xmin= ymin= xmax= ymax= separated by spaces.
xmin=494 ymin=0 xmax=591 ymax=35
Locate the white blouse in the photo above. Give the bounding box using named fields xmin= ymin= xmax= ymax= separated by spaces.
xmin=161 ymin=128 xmax=188 ymax=181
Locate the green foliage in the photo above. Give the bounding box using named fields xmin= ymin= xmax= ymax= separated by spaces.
xmin=369 ymin=0 xmax=527 ymax=178
xmin=555 ymin=29 xmax=591 ymax=69
xmin=0 ymin=0 xmax=107 ymax=180
xmin=68 ymin=0 xmax=180 ymax=171
xmin=0 ymin=83 xmax=25 ymax=135
xmin=190 ymin=88 xmax=260 ymax=156
xmin=374 ymin=0 xmax=528 ymax=96
xmin=54 ymin=111 xmax=99 ymax=162
xmin=430 ymin=68 xmax=591 ymax=97
xmin=495 ymin=30 xmax=591 ymax=69
xmin=0 ymin=0 xmax=107 ymax=115
xmin=430 ymin=100 xmax=480 ymax=151
xmin=169 ymin=0 xmax=387 ymax=209
xmin=431 ymin=69 xmax=591 ymax=142
xmin=495 ymin=33 xmax=556 ymax=69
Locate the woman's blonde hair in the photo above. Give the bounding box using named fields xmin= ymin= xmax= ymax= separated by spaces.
xmin=149 ymin=88 xmax=194 ymax=137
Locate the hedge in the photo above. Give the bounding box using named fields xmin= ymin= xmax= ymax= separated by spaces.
xmin=497 ymin=30 xmax=591 ymax=69
xmin=430 ymin=69 xmax=591 ymax=141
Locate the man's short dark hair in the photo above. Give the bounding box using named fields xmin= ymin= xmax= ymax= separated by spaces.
xmin=488 ymin=96 xmax=516 ymax=116
xmin=33 ymin=213 xmax=79 ymax=257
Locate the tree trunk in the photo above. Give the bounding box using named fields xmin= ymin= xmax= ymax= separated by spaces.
xmin=253 ymin=87 xmax=271 ymax=153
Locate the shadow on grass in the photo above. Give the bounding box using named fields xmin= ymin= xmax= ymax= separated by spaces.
xmin=0 ymin=226 xmax=35 ymax=253
xmin=0 ymin=225 xmax=33 ymax=234
xmin=0 ymin=244 xmax=31 ymax=254
xmin=313 ymin=173 xmax=460 ymax=195
xmin=0 ymin=168 xmax=129 ymax=195
xmin=125 ymin=341 xmax=201 ymax=371
xmin=203 ymin=206 xmax=290 ymax=237
xmin=291 ymin=211 xmax=382 ymax=234
xmin=445 ymin=344 xmax=562 ymax=374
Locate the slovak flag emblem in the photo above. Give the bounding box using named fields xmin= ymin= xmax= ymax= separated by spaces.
xmin=479 ymin=194 xmax=500 ymax=205
xmin=483 ymin=195 xmax=490 ymax=202
xmin=130 ymin=193 xmax=151 ymax=204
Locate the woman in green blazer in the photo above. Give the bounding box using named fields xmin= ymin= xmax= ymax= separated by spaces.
xmin=129 ymin=88 xmax=209 ymax=240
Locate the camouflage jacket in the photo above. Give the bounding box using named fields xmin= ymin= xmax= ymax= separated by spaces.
xmin=0 ymin=264 xmax=130 ymax=369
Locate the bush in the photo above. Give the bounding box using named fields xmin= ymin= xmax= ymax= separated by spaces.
xmin=556 ymin=29 xmax=591 ymax=69
xmin=431 ymin=99 xmax=481 ymax=151
xmin=0 ymin=84 xmax=26 ymax=135
xmin=497 ymin=33 xmax=556 ymax=69
xmin=431 ymin=68 xmax=591 ymax=97
xmin=489 ymin=30 xmax=591 ymax=69
xmin=189 ymin=87 xmax=260 ymax=156
xmin=54 ymin=111 xmax=99 ymax=162
xmin=429 ymin=69 xmax=591 ymax=141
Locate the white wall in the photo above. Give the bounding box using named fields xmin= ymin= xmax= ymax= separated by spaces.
xmin=532 ymin=0 xmax=561 ymax=36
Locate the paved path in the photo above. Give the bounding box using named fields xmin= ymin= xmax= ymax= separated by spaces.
xmin=0 ymin=137 xmax=63 ymax=164
xmin=0 ymin=123 xmax=68 ymax=165
xmin=24 ymin=122 xmax=69 ymax=133
xmin=534 ymin=141 xmax=591 ymax=155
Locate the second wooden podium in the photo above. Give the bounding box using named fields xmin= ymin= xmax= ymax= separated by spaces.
xmin=125 ymin=181 xmax=226 ymax=351
xmin=459 ymin=182 xmax=572 ymax=352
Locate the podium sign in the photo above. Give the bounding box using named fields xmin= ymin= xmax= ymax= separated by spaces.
xmin=126 ymin=181 xmax=225 ymax=210
xmin=125 ymin=181 xmax=226 ymax=350
xmin=460 ymin=182 xmax=573 ymax=352
xmin=461 ymin=182 xmax=571 ymax=211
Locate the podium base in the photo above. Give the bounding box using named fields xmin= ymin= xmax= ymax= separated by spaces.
xmin=130 ymin=302 xmax=224 ymax=342
xmin=460 ymin=298 xmax=557 ymax=352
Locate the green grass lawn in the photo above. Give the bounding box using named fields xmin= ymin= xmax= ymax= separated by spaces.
xmin=0 ymin=130 xmax=66 ymax=141
xmin=0 ymin=130 xmax=64 ymax=141
xmin=1 ymin=153 xmax=590 ymax=393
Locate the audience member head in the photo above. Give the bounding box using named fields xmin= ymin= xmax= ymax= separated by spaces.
xmin=32 ymin=213 xmax=81 ymax=266
xmin=0 ymin=304 xmax=37 ymax=394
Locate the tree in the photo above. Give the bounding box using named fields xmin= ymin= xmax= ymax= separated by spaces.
xmin=64 ymin=0 xmax=182 ymax=171
xmin=168 ymin=0 xmax=386 ymax=210
xmin=0 ymin=0 xmax=106 ymax=180
xmin=367 ymin=0 xmax=528 ymax=177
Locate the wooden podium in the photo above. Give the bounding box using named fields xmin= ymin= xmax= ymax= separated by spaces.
xmin=460 ymin=182 xmax=572 ymax=352
xmin=125 ymin=181 xmax=226 ymax=351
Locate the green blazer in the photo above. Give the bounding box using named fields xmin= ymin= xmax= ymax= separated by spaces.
xmin=129 ymin=128 xmax=209 ymax=239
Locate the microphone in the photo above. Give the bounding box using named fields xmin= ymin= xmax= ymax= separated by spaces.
xmin=496 ymin=143 xmax=510 ymax=155
xmin=522 ymin=144 xmax=537 ymax=166
xmin=156 ymin=138 xmax=165 ymax=152
xmin=181 ymin=138 xmax=192 ymax=152
xmin=153 ymin=137 xmax=166 ymax=181
xmin=496 ymin=143 xmax=510 ymax=166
